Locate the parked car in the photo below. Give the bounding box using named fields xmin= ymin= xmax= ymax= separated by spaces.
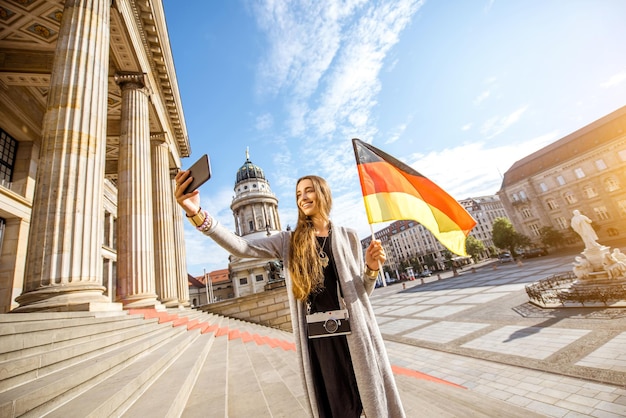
xmin=418 ymin=269 xmax=432 ymax=277
xmin=498 ymin=252 xmax=514 ymax=263
xmin=386 ymin=277 xmax=399 ymax=285
xmin=375 ymin=277 xmax=399 ymax=288
xmin=522 ymin=248 xmax=548 ymax=259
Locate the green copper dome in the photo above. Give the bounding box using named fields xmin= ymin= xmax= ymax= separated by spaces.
xmin=236 ymin=148 xmax=265 ymax=183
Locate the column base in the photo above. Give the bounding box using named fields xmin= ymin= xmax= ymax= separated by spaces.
xmin=14 ymin=285 xmax=118 ymax=313
xmin=122 ymin=294 xmax=166 ymax=311
xmin=161 ymin=298 xmax=181 ymax=308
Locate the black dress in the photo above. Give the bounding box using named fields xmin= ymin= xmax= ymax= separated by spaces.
xmin=307 ymin=235 xmax=362 ymax=418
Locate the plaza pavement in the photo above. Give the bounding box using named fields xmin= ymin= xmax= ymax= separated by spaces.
xmin=372 ymin=249 xmax=626 ymax=418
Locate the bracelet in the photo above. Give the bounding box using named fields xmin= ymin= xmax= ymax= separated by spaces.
xmin=364 ymin=265 xmax=379 ymax=278
xmin=195 ymin=211 xmax=212 ymax=232
xmin=186 ymin=208 xmax=205 ymax=227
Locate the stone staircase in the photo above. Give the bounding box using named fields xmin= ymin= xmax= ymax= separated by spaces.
xmin=0 ymin=309 xmax=541 ymax=417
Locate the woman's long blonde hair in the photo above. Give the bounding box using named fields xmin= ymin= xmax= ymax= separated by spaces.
xmin=288 ymin=175 xmax=333 ymax=301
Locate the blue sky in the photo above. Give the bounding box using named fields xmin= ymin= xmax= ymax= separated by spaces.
xmin=162 ymin=0 xmax=626 ymax=276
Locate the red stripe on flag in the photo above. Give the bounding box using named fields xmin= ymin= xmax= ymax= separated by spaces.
xmin=358 ymin=161 xmax=475 ymax=231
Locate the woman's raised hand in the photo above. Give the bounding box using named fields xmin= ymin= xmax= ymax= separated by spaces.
xmin=174 ymin=170 xmax=201 ymax=216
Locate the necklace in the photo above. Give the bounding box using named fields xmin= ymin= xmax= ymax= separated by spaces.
xmin=318 ymin=229 xmax=331 ymax=268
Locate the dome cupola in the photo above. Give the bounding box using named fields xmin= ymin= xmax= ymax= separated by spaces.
xmin=236 ymin=148 xmax=265 ymax=184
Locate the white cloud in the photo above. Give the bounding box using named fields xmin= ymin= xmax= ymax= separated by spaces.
xmin=255 ymin=113 xmax=274 ymax=130
xmin=405 ymin=131 xmax=558 ymax=199
xmin=384 ymin=121 xmax=409 ymax=144
xmin=481 ymin=105 xmax=528 ymax=139
xmin=253 ymin=1 xmax=364 ymax=99
xmin=473 ymin=90 xmax=490 ymax=105
xmin=600 ymin=72 xmax=626 ymax=88
xmin=307 ymin=0 xmax=420 ymax=138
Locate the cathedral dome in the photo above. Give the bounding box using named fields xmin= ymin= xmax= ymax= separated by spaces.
xmin=236 ymin=150 xmax=266 ymax=184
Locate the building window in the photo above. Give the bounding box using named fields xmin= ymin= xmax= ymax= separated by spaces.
xmin=539 ymin=183 xmax=548 ymax=192
xmin=607 ymin=227 xmax=619 ymax=237
xmin=239 ymin=277 xmax=248 ymax=285
xmin=574 ymin=168 xmax=585 ymax=179
xmin=594 ymin=206 xmax=610 ymax=221
xmin=595 ymin=159 xmax=607 ymax=170
xmin=249 ymin=220 xmax=254 ymax=232
xmin=546 ymin=198 xmax=559 ymax=210
xmin=605 ymin=177 xmax=620 ymax=192
xmin=555 ymin=216 xmax=568 ymax=230
xmin=255 ymin=274 xmax=264 ymax=282
xmin=556 ymin=175 xmax=566 ymax=186
xmin=519 ymin=190 xmax=527 ymax=199
xmin=521 ymin=207 xmax=533 ymax=218
xmin=564 ymin=192 xmax=577 ymax=205
xmin=619 ymin=200 xmax=626 ymax=217
xmin=0 ymin=129 xmax=18 ymax=187
xmin=529 ymin=224 xmax=541 ymax=237
xmin=583 ymin=185 xmax=597 ymax=199
xmin=103 ymin=211 xmax=117 ymax=249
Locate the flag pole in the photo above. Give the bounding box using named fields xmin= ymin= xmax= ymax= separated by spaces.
xmin=370 ymin=224 xmax=386 ymax=287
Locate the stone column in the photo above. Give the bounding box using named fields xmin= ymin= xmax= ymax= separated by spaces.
xmin=151 ymin=135 xmax=178 ymax=307
xmin=172 ymin=177 xmax=190 ymax=306
xmin=15 ymin=0 xmax=114 ymax=312
xmin=0 ymin=219 xmax=29 ymax=312
xmin=115 ymin=73 xmax=161 ymax=309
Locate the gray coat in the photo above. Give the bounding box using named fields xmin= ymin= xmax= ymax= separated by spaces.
xmin=203 ymin=217 xmax=405 ymax=418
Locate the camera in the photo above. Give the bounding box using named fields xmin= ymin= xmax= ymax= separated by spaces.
xmin=306 ymin=309 xmax=351 ymax=339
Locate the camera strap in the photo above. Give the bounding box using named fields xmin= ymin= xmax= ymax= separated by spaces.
xmin=337 ymin=280 xmax=347 ymax=312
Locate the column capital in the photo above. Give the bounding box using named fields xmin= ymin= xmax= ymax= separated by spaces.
xmin=114 ymin=72 xmax=151 ymax=95
xmin=150 ymin=132 xmax=167 ymax=145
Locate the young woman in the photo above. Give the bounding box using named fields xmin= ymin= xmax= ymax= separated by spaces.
xmin=175 ymin=172 xmax=405 ymax=418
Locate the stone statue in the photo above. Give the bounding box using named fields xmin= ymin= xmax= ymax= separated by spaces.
xmin=612 ymin=248 xmax=626 ymax=263
xmin=603 ymin=252 xmax=626 ymax=279
xmin=573 ymin=256 xmax=592 ymax=279
xmin=570 ymin=210 xmax=600 ymax=249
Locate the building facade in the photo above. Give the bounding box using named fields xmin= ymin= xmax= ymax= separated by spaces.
xmin=228 ymin=151 xmax=283 ymax=297
xmin=188 ymin=269 xmax=233 ymax=307
xmin=459 ymin=195 xmax=510 ymax=250
xmin=0 ymin=0 xmax=191 ymax=312
xmin=498 ymin=106 xmax=626 ymax=248
xmin=362 ymin=220 xmax=450 ymax=279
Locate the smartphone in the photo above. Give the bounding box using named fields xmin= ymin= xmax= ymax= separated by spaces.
xmin=184 ymin=154 xmax=211 ymax=194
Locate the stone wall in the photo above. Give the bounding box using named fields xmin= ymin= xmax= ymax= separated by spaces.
xmin=198 ymin=286 xmax=293 ymax=332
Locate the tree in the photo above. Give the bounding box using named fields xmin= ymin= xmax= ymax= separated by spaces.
xmin=409 ymin=256 xmax=423 ymax=273
xmin=465 ymin=236 xmax=486 ymax=260
xmin=423 ymin=253 xmax=436 ymax=269
xmin=539 ymin=226 xmax=565 ymax=248
xmin=515 ymin=233 xmax=532 ymax=250
xmin=492 ymin=217 xmax=516 ymax=251
xmin=492 ymin=217 xmax=530 ymax=256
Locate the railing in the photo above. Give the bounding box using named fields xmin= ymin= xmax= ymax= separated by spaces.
xmin=511 ymin=197 xmax=531 ymax=207
xmin=525 ymin=271 xmax=626 ymax=306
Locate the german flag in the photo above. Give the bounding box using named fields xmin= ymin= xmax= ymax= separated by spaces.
xmin=352 ymin=138 xmax=476 ymax=256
